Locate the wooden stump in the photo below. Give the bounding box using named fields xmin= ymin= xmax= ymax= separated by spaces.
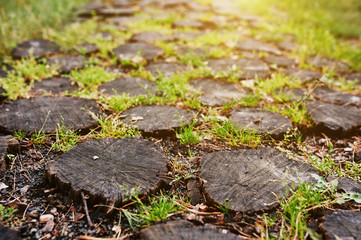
xmin=312 ymin=86 xmax=361 ymax=107
xmin=190 ymin=79 xmax=250 ymax=106
xmin=0 ymin=223 xmax=20 ymax=240
xmin=139 ymin=220 xmax=240 ymax=240
xmin=145 ymin=62 xmax=187 ymax=78
xmin=112 ymin=43 xmax=164 ymax=61
xmin=46 ymin=138 xmax=168 ymax=205
xmin=200 ymin=148 xmax=318 ymax=212
xmin=320 ymin=210 xmax=361 ymax=240
xmin=12 ymin=40 xmax=59 ymax=59
xmin=264 ymin=55 xmax=296 ymax=68
xmin=306 ymin=100 xmax=361 ymax=135
xmin=230 ymin=108 xmax=293 ymax=138
xmin=284 ymin=68 xmax=321 ymax=83
xmin=99 ymin=77 xmax=157 ymax=97
xmin=130 ymin=31 xmax=171 ymax=43
xmin=208 ymin=58 xmax=270 ymax=80
xmin=48 ymin=56 xmax=85 ymax=73
xmin=30 ymin=77 xmax=78 ymax=96
xmin=0 ymin=135 xmax=19 ymax=170
xmin=121 ymin=105 xmax=193 ymax=135
xmin=0 ymin=97 xmax=101 ymax=133
xmin=75 ymin=43 xmax=99 ymax=54
xmin=236 ymin=39 xmax=281 ymax=55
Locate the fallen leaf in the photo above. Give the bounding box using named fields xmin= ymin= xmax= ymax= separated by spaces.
xmin=0 ymin=182 xmax=9 ymax=190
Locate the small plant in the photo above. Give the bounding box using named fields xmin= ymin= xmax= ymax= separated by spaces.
xmin=176 ymin=120 xmax=203 ymax=145
xmin=89 ymin=114 xmax=140 ymax=139
xmin=13 ymin=58 xmax=57 ymax=81
xmin=0 ymin=71 xmax=30 ymax=99
xmin=119 ymin=192 xmax=186 ymax=229
xmin=14 ymin=130 xmax=27 ymax=141
xmin=0 ymin=205 xmax=20 ymax=228
xmin=70 ymin=65 xmax=117 ymax=90
xmin=51 ymin=121 xmax=80 ymax=152
xmin=136 ymin=192 xmax=184 ymax=227
xmin=210 ymin=119 xmax=261 ymax=147
xmin=217 ymin=200 xmax=231 ymax=215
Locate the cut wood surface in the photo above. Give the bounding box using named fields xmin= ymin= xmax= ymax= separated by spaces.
xmin=0 ymin=135 xmax=19 ymax=170
xmin=200 ymin=148 xmax=318 ymax=212
xmin=31 ymin=77 xmax=78 ymax=96
xmin=190 ymin=79 xmax=250 ymax=107
xmin=306 ymin=100 xmax=361 ymax=134
xmin=112 ymin=43 xmax=164 ymax=61
xmin=230 ymin=108 xmax=293 ymax=137
xmin=321 ymin=210 xmax=361 ymax=240
xmin=46 ymin=138 xmax=168 ymax=204
xmin=139 ymin=220 xmax=240 ymax=240
xmin=99 ymin=77 xmax=157 ymax=96
xmin=122 ymin=105 xmax=193 ymax=134
xmin=0 ymin=97 xmax=101 ymax=133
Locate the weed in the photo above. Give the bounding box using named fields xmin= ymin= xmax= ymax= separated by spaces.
xmin=209 ymin=119 xmax=261 ymax=147
xmin=89 ymin=114 xmax=140 ymax=139
xmin=176 ymin=120 xmax=203 ymax=145
xmin=105 ymin=93 xmax=160 ymax=112
xmin=136 ymin=192 xmax=184 ymax=227
xmin=13 ymin=58 xmax=57 ymax=81
xmin=0 ymin=0 xmax=88 ymax=57
xmin=255 ymin=73 xmax=301 ymax=95
xmin=69 ymin=65 xmax=117 ymax=90
xmin=51 ymin=121 xmax=80 ymax=152
xmin=119 ymin=192 xmax=186 ymax=229
xmin=31 ymin=129 xmax=47 ymax=146
xmin=0 ymin=205 xmax=20 ymax=228
xmin=217 ymin=200 xmax=231 ymax=215
xmin=14 ymin=130 xmax=27 ymax=141
xmin=0 ymin=71 xmax=30 ymax=99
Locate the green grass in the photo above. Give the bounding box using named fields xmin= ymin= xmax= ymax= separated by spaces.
xmin=0 ymin=0 xmax=88 ymax=58
xmin=234 ymin=0 xmax=361 ymax=71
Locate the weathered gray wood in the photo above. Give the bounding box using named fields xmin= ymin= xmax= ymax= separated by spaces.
xmin=112 ymin=43 xmax=164 ymax=61
xmin=278 ymin=41 xmax=297 ymax=52
xmin=307 ymin=56 xmax=350 ymax=73
xmin=284 ymin=68 xmax=321 ymax=83
xmin=230 ymin=108 xmax=293 ymax=137
xmin=190 ymin=79 xmax=250 ymax=106
xmin=172 ymin=19 xmax=205 ymax=29
xmin=306 ymin=100 xmax=361 ymax=134
xmin=31 ymin=77 xmax=78 ymax=96
xmin=0 ymin=135 xmax=19 ymax=170
xmin=312 ymin=86 xmax=361 ymax=107
xmin=208 ymin=58 xmax=270 ymax=79
xmin=264 ymin=55 xmax=296 ymax=68
xmin=145 ymin=62 xmax=187 ymax=78
xmin=122 ymin=105 xmax=193 ymax=134
xmin=75 ymin=43 xmax=99 ymax=54
xmin=321 ymin=210 xmax=361 ymax=240
xmin=0 ymin=87 xmax=6 ymax=102
xmin=0 ymin=97 xmax=101 ymax=133
xmin=48 ymin=56 xmax=85 ymax=73
xmin=98 ymin=7 xmax=137 ymax=17
xmin=346 ymin=73 xmax=361 ymax=86
xmin=236 ymin=39 xmax=282 ymax=55
xmin=0 ymin=223 xmax=20 ymax=240
xmin=46 ymin=138 xmax=168 ymax=204
xmin=272 ymin=88 xmax=306 ymax=102
xmin=12 ymin=40 xmax=59 ymax=59
xmin=200 ymin=148 xmax=318 ymax=212
xmin=130 ymin=31 xmax=171 ymax=43
xmin=139 ymin=220 xmax=240 ymax=240
xmin=99 ymin=77 xmax=157 ymax=96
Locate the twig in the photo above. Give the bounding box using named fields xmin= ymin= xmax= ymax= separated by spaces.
xmin=81 ymin=192 xmax=93 ymax=227
xmin=79 ymin=234 xmax=131 ymax=240
xmin=174 ymin=201 xmax=222 ymax=215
